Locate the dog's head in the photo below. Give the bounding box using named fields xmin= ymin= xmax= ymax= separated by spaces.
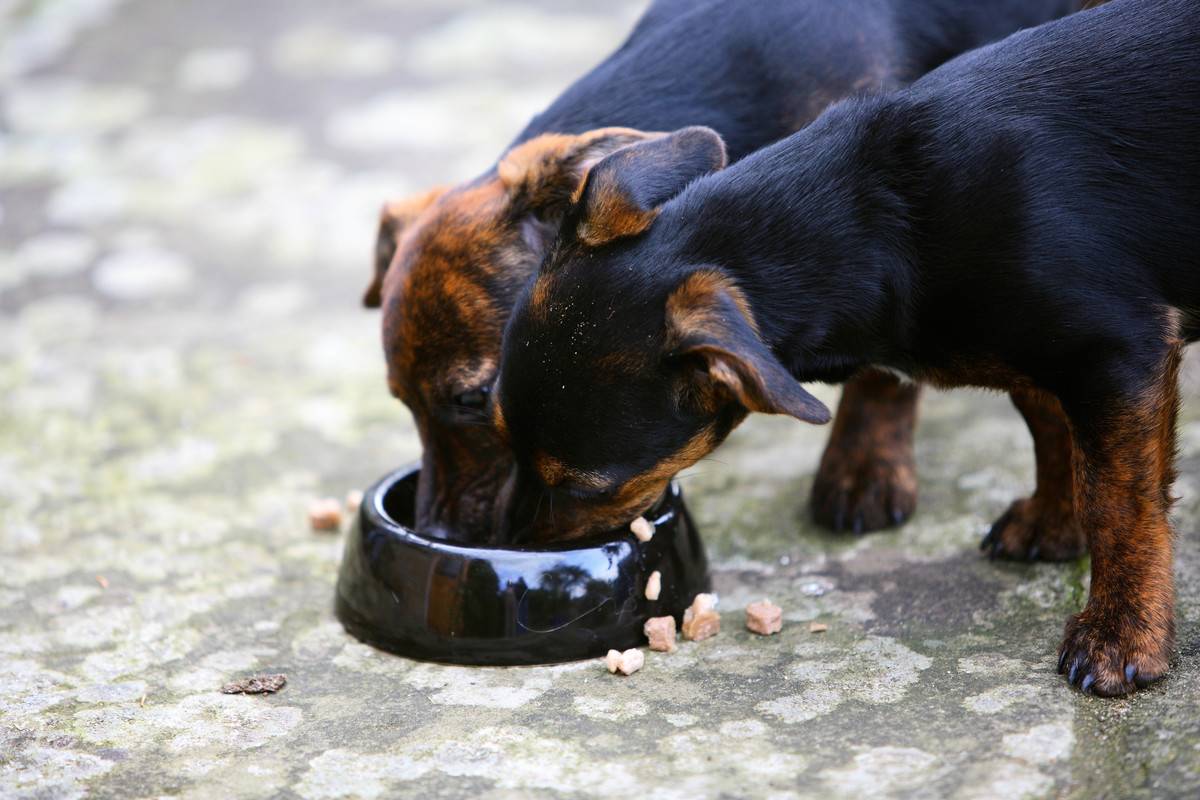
xmin=366 ymin=128 xmax=665 ymax=539
xmin=495 ymin=127 xmax=831 ymax=541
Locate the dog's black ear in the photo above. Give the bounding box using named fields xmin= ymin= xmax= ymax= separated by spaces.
xmin=364 ymin=187 xmax=445 ymax=308
xmin=498 ymin=128 xmax=663 ymax=214
xmin=666 ymin=270 xmax=831 ymax=425
xmin=575 ymin=126 xmax=727 ymax=247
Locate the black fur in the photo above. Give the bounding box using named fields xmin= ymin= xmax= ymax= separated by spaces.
xmin=514 ymin=0 xmax=1082 ymax=162
xmin=489 ymin=0 xmax=1093 ymax=484
xmin=498 ymin=0 xmax=1199 ymax=515
xmin=670 ymin=0 xmax=1200 ymax=395
xmin=497 ymin=0 xmax=1199 ymax=695
xmin=375 ymin=0 xmax=1087 ymax=540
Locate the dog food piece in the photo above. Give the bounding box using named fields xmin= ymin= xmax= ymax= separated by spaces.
xmin=308 ymin=498 xmax=342 ymax=531
xmin=630 ymin=516 xmax=655 ymax=542
xmin=644 ymin=615 xmax=677 ymax=652
xmin=683 ymin=608 xmax=721 ymax=641
xmin=681 ymin=593 xmax=720 ymax=641
xmin=345 ymin=489 xmax=364 ymax=513
xmin=616 ymin=648 xmax=644 ymax=675
xmin=686 ymin=592 xmax=716 ymax=617
xmin=221 ymin=674 xmax=287 ymax=694
xmin=809 ymin=621 xmax=828 ymax=634
xmin=605 ymin=649 xmax=623 ymax=673
xmin=645 ymin=570 xmax=662 ymax=601
xmin=745 ymin=599 xmax=783 ymax=636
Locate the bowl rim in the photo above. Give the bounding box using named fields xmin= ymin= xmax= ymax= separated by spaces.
xmin=365 ymin=462 xmax=681 ymax=556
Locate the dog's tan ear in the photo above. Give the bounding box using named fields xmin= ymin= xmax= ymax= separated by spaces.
xmin=666 ymin=270 xmax=831 ymax=424
xmin=363 ymin=187 xmax=446 ymax=309
xmin=575 ymin=126 xmax=726 ymax=247
xmin=498 ymin=128 xmax=662 ymax=213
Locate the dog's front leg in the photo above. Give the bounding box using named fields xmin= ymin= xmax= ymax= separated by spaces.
xmin=1056 ymin=347 xmax=1181 ymax=696
xmin=810 ymin=368 xmax=920 ymax=534
xmin=982 ymin=387 xmax=1086 ymax=561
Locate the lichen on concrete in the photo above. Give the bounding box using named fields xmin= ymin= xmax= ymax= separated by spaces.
xmin=2 ymin=1 xmax=1200 ymax=798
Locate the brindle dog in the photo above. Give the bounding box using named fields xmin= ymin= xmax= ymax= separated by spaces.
xmin=493 ymin=0 xmax=1198 ymax=695
xmin=368 ymin=0 xmax=1085 ymax=539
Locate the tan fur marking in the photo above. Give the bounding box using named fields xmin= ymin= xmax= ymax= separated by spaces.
xmin=594 ymin=349 xmax=647 ymax=378
xmin=666 ymin=270 xmax=760 ymax=338
xmin=439 ymin=269 xmax=495 ymax=323
xmin=528 ymin=274 xmax=554 ymax=318
xmin=498 ymin=134 xmax=578 ymax=189
xmin=666 ymin=270 xmax=807 ymax=417
xmin=374 ymin=175 xmax=524 ymax=538
xmin=576 ymin=189 xmax=658 ymax=246
xmin=498 ymin=128 xmax=660 ymax=200
xmin=529 ymin=423 xmax=722 ymax=542
xmin=1162 ymin=306 xmax=1184 ymax=347
xmin=365 ymin=186 xmax=446 ymax=308
xmin=493 ymin=399 xmax=509 ymax=443
xmin=533 ymin=452 xmax=609 ymax=491
xmin=1058 ymin=342 xmax=1181 ymax=695
xmin=534 ymin=451 xmax=566 ymax=486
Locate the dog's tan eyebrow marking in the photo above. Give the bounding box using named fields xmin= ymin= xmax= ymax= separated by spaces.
xmin=533 ymin=452 xmax=566 ymax=486
xmin=594 ymin=349 xmax=647 ymax=378
xmin=445 ymin=358 xmax=497 ymax=393
xmin=563 ymin=468 xmax=614 ymax=491
xmin=533 ymin=452 xmax=611 ymax=490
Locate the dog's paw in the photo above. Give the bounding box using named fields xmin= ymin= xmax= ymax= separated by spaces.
xmin=811 ymin=450 xmax=917 ymax=534
xmin=980 ymin=497 xmax=1086 ymax=562
xmin=1057 ymin=609 xmax=1171 ymax=696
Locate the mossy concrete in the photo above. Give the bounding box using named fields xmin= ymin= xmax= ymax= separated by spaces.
xmin=2 ymin=1 xmax=1199 ymax=798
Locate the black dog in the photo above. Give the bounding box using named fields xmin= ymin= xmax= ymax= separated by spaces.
xmin=495 ymin=0 xmax=1199 ymax=696
xmin=366 ymin=0 xmax=1085 ymax=540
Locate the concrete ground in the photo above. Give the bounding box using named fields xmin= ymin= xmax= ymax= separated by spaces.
xmin=2 ymin=1 xmax=1199 ymax=798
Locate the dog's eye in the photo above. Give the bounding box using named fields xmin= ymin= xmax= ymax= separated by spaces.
xmin=452 ymin=386 xmax=490 ymax=412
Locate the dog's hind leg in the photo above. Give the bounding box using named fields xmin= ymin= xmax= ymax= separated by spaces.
xmin=810 ymin=369 xmax=919 ymax=534
xmin=981 ymin=387 xmax=1087 ymax=561
xmin=1055 ymin=344 xmax=1181 ymax=696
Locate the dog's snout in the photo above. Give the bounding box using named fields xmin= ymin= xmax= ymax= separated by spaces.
xmin=491 ymin=466 xmax=521 ymax=543
xmin=414 ymin=436 xmax=512 ymax=541
xmin=495 ymin=465 xmax=552 ymax=545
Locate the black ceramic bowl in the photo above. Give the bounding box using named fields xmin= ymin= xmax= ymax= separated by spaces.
xmin=335 ymin=465 xmax=710 ymax=666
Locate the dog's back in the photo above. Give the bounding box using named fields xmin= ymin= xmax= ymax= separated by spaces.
xmin=901 ymin=0 xmax=1200 ymax=338
xmin=516 ymin=0 xmax=1082 ymax=160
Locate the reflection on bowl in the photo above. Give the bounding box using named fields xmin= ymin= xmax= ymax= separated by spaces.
xmin=335 ymin=465 xmax=710 ymax=666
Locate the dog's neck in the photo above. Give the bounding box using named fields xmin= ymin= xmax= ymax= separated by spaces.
xmin=662 ymin=96 xmax=922 ymax=384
